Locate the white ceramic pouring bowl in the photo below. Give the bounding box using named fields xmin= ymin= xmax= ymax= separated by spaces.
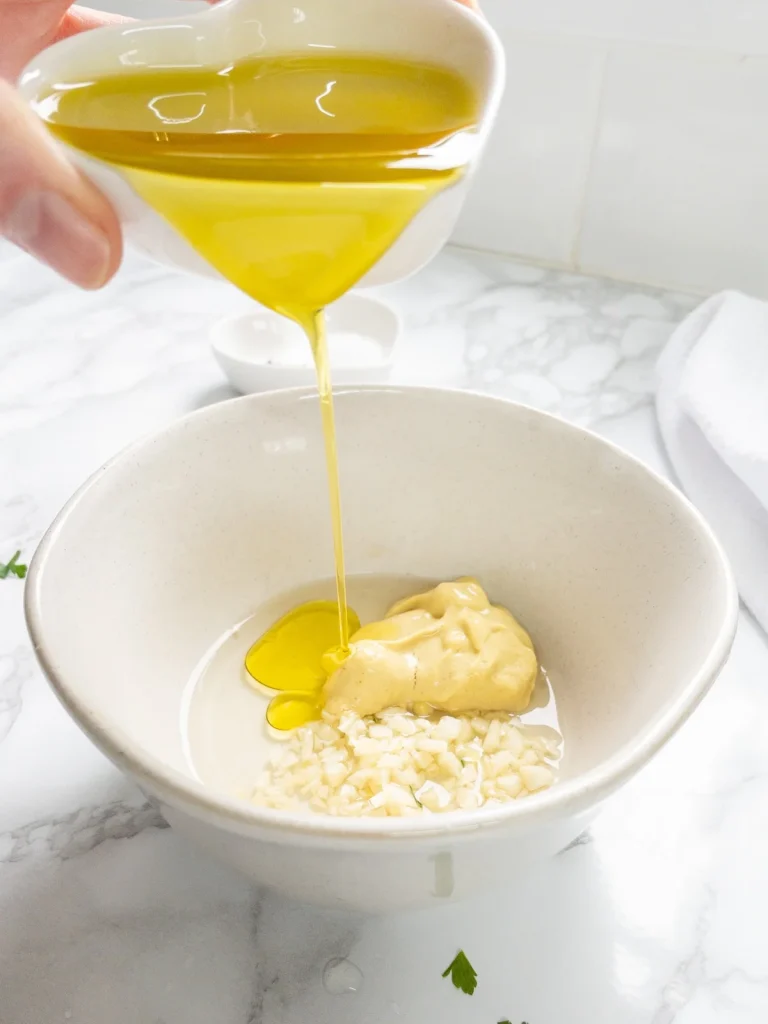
xmin=25 ymin=387 xmax=738 ymax=912
xmin=17 ymin=0 xmax=504 ymax=287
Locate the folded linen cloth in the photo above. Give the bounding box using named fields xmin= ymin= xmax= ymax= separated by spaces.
xmin=657 ymin=291 xmax=768 ymax=633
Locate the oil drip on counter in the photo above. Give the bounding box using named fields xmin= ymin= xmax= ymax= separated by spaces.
xmin=38 ymin=55 xmax=481 ymax=728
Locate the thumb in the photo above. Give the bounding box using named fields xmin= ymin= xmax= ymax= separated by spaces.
xmin=0 ymin=79 xmax=122 ymax=287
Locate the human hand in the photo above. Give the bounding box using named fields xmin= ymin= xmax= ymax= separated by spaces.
xmin=0 ymin=0 xmax=125 ymax=287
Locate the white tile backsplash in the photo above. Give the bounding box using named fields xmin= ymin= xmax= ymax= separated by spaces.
xmin=450 ymin=0 xmax=768 ymax=296
xmin=577 ymin=48 xmax=768 ymax=296
xmin=479 ymin=0 xmax=768 ymax=57
xmin=452 ymin=36 xmax=606 ymax=266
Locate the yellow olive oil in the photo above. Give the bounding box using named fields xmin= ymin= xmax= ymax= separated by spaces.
xmin=38 ymin=53 xmax=479 ymax=728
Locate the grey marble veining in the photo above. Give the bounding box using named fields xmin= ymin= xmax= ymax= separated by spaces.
xmin=1 ymin=241 xmax=767 ymax=1024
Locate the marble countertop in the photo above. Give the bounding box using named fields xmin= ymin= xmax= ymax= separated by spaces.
xmin=1 ymin=243 xmax=767 ymax=1024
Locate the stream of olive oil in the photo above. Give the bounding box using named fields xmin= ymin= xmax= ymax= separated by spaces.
xmin=307 ymin=310 xmax=348 ymax=650
xmin=39 ymin=54 xmax=479 ymax=717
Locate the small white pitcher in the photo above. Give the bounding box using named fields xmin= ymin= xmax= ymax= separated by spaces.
xmin=17 ymin=0 xmax=504 ymax=288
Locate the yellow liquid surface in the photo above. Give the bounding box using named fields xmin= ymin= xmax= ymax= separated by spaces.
xmin=39 ymin=54 xmax=479 ymax=728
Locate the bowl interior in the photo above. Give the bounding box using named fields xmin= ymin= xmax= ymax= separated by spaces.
xmin=28 ymin=388 xmax=734 ymax=809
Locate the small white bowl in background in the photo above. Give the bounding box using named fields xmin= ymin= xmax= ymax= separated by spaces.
xmin=210 ymin=293 xmax=399 ymax=393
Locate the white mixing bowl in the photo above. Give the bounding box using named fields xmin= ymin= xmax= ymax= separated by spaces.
xmin=25 ymin=387 xmax=738 ymax=911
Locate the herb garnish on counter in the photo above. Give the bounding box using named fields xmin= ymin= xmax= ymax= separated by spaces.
xmin=0 ymin=551 xmax=27 ymax=579
xmin=442 ymin=950 xmax=477 ymax=995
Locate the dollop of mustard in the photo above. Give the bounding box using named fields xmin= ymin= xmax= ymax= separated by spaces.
xmin=323 ymin=578 xmax=538 ymax=718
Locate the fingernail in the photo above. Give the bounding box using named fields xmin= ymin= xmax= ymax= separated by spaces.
xmin=5 ymin=191 xmax=112 ymax=289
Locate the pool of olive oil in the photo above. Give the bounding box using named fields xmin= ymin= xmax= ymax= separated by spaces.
xmin=38 ymin=54 xmax=479 ymax=727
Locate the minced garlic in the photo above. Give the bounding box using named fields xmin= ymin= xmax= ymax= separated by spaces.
xmin=251 ymin=707 xmax=561 ymax=817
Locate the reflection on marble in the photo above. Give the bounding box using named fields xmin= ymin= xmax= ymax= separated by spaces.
xmin=1 ymin=241 xmax=767 ymax=1023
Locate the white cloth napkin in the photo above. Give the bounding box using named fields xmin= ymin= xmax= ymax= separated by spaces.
xmin=656 ymin=291 xmax=768 ymax=632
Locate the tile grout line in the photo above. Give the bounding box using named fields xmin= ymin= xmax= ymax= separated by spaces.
xmin=570 ymin=45 xmax=611 ymax=273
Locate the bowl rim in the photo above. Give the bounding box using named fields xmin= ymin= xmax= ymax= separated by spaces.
xmin=25 ymin=384 xmax=740 ymax=841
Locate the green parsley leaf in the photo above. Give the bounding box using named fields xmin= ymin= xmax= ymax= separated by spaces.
xmin=441 ymin=950 xmax=477 ymax=995
xmin=0 ymin=551 xmax=27 ymax=580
